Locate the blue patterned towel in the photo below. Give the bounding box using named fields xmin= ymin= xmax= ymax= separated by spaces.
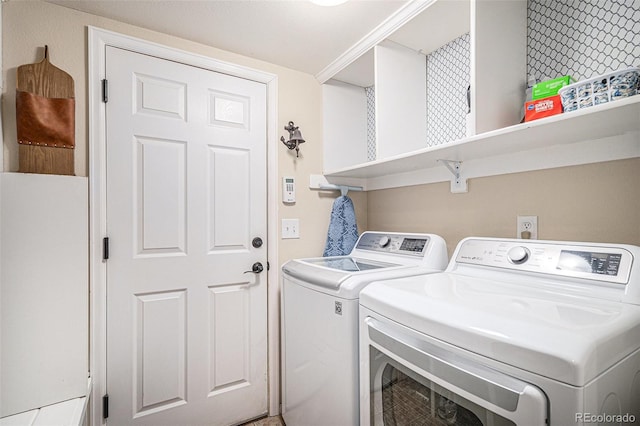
xmin=323 ymin=195 xmax=359 ymax=257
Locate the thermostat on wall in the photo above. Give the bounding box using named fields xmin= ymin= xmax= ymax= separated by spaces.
xmin=283 ymin=176 xmax=295 ymax=204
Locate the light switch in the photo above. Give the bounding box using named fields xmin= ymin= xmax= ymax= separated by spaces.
xmin=282 ymin=219 xmax=300 ymax=239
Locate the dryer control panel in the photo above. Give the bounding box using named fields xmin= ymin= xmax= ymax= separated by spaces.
xmin=356 ymin=232 xmax=430 ymax=256
xmin=454 ymin=238 xmax=634 ymax=285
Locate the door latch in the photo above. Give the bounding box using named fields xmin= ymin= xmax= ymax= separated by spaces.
xmin=243 ymin=262 xmax=264 ymax=274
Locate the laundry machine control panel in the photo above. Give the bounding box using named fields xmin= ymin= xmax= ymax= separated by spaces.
xmin=454 ymin=238 xmax=634 ymax=285
xmin=355 ymin=232 xmax=429 ymax=256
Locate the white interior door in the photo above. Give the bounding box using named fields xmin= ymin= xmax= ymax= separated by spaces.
xmin=105 ymin=46 xmax=267 ymax=426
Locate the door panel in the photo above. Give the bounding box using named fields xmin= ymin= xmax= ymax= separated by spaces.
xmin=106 ymin=46 xmax=267 ymax=426
xmin=208 ymin=146 xmax=250 ymax=250
xmin=209 ymin=91 xmax=249 ymax=128
xmin=209 ymin=284 xmax=250 ymax=393
xmin=135 ymin=74 xmax=187 ymax=120
xmin=135 ymin=290 xmax=187 ymax=413
xmin=136 ymin=136 xmax=187 ymax=255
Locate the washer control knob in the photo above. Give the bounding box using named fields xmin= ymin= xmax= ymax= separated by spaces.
xmin=507 ymin=246 xmax=530 ymax=264
xmin=378 ymin=236 xmax=391 ymax=248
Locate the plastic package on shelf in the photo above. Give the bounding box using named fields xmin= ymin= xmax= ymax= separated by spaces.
xmin=558 ymin=67 xmax=640 ymax=113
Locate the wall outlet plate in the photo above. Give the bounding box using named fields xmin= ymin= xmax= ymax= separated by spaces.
xmin=517 ymin=215 xmax=538 ymax=239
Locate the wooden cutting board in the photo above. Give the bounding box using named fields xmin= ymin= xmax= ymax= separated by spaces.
xmin=17 ymin=46 xmax=75 ymax=175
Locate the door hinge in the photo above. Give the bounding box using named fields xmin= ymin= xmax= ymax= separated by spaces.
xmin=102 ymin=79 xmax=109 ymax=103
xmin=103 ymin=237 xmax=110 ymax=260
xmin=267 ymin=261 xmax=270 ymax=271
xmin=102 ymin=394 xmax=109 ymax=419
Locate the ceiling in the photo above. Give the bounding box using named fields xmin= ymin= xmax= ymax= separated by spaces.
xmin=45 ymin=0 xmax=409 ymax=78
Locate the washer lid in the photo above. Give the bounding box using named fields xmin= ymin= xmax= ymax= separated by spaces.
xmin=360 ymin=273 xmax=640 ymax=386
xmin=282 ymin=256 xmax=405 ymax=293
xmin=301 ymin=256 xmax=399 ymax=272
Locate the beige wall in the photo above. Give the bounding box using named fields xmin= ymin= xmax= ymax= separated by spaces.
xmin=367 ymin=158 xmax=640 ymax=257
xmin=4 ymin=1 xmax=634 ymax=267
xmin=1 ymin=0 xmax=367 ymax=265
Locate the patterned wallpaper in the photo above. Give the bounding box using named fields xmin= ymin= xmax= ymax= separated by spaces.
xmin=528 ymin=0 xmax=640 ymax=82
xmin=364 ymin=0 xmax=640 ymax=160
xmin=365 ymin=86 xmax=376 ymax=161
xmin=426 ymin=33 xmax=471 ymax=148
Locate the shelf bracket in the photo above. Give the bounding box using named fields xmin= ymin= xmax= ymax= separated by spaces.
xmin=438 ymin=160 xmax=468 ymax=193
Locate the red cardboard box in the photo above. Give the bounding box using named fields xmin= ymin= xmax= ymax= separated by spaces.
xmin=524 ymin=95 xmax=563 ymax=122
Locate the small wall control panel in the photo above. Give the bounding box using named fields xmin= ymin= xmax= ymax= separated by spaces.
xmin=455 ymin=238 xmax=633 ymax=285
xmin=356 ymin=232 xmax=430 ymax=256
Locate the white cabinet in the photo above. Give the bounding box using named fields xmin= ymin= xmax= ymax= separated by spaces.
xmin=471 ymin=0 xmax=526 ymax=134
xmin=322 ymin=80 xmax=368 ymax=171
xmin=375 ymin=40 xmax=427 ymax=159
xmin=322 ymin=1 xmax=458 ymax=169
xmin=322 ymin=36 xmax=431 ymax=171
xmin=322 ymin=0 xmax=527 ymax=175
xmin=318 ymin=1 xmax=640 ymax=191
xmin=0 ymin=173 xmax=89 ymax=418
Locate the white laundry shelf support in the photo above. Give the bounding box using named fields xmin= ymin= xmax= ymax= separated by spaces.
xmin=438 ymin=159 xmax=468 ymax=193
xmin=309 ymin=174 xmax=364 ymax=196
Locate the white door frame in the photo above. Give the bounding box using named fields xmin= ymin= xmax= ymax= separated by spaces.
xmin=88 ymin=27 xmax=280 ymax=426
xmin=0 ymin=3 xmax=4 ymax=171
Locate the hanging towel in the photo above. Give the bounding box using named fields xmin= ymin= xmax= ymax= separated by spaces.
xmin=323 ymin=195 xmax=359 ymax=257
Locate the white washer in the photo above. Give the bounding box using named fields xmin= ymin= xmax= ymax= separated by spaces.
xmin=281 ymin=232 xmax=448 ymax=426
xmin=360 ymin=237 xmax=640 ymax=426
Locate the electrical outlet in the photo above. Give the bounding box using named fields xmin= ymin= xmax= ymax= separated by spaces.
xmin=517 ymin=215 xmax=538 ymax=239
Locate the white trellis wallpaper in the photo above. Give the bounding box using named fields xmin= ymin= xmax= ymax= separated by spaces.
xmin=527 ymin=0 xmax=640 ymax=82
xmin=426 ymin=33 xmax=471 ymax=148
xmin=365 ymin=86 xmax=376 ymax=161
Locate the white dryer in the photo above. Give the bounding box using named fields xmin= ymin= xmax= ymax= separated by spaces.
xmin=281 ymin=232 xmax=448 ymax=426
xmin=360 ymin=237 xmax=640 ymax=426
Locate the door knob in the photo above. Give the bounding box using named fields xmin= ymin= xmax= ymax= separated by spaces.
xmin=244 ymin=262 xmax=264 ymax=274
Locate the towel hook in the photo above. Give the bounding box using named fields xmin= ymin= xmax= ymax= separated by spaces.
xmin=309 ymin=175 xmax=364 ymax=197
xmin=317 ymin=183 xmax=363 ymax=197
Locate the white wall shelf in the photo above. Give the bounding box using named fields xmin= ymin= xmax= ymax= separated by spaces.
xmin=320 ymin=0 xmax=640 ymax=193
xmin=321 ymin=0 xmax=530 ymax=190
xmin=324 ymin=96 xmax=640 ymax=190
